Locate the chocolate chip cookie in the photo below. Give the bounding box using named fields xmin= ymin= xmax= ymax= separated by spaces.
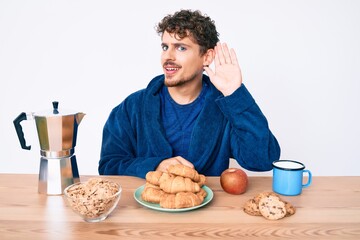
xmin=258 ymin=195 xmax=287 ymax=220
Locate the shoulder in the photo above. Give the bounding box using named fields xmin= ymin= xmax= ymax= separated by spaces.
xmin=126 ymin=74 xmax=164 ymax=103
xmin=112 ymin=74 xmax=164 ymax=113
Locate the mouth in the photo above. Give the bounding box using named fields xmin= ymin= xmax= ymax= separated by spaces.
xmin=165 ymin=67 xmax=179 ymax=71
xmin=163 ymin=63 xmax=181 ymax=74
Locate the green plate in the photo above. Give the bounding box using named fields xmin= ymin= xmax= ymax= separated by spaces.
xmin=134 ymin=184 xmax=213 ymax=212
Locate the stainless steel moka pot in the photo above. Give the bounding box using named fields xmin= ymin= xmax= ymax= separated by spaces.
xmin=13 ymin=101 xmax=85 ymax=195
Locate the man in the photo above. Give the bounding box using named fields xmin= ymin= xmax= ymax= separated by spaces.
xmin=99 ymin=9 xmax=280 ymax=178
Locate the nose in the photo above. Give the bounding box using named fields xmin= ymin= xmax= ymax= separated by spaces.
xmin=162 ymin=48 xmax=175 ymax=61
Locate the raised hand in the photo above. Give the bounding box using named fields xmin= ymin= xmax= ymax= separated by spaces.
xmin=204 ymin=42 xmax=242 ymax=96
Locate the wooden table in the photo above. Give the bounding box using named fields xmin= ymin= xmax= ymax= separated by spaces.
xmin=0 ymin=174 xmax=359 ymax=240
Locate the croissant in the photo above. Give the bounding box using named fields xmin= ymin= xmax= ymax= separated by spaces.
xmin=160 ymin=192 xmax=203 ymax=209
xmin=145 ymin=182 xmax=160 ymax=189
xmin=197 ymin=174 xmax=206 ymax=187
xmin=145 ymin=171 xmax=163 ymax=186
xmin=158 ymin=172 xmax=174 ymax=185
xmin=196 ymin=187 xmax=207 ymax=199
xmin=167 ymin=164 xmax=200 ymax=182
xmin=141 ymin=184 xmax=167 ymax=203
xmin=160 ymin=175 xmax=200 ymax=194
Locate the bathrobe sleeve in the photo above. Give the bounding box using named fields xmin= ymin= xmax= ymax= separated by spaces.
xmin=98 ymin=99 xmax=166 ymax=179
xmin=215 ymin=84 xmax=281 ymax=171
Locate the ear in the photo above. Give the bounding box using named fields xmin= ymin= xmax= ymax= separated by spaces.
xmin=203 ymin=48 xmax=215 ymax=66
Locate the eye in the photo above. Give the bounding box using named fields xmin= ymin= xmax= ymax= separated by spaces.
xmin=161 ymin=44 xmax=168 ymax=51
xmin=177 ymin=46 xmax=186 ymax=51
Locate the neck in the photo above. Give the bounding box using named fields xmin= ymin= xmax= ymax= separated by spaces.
xmin=168 ymin=78 xmax=203 ymax=105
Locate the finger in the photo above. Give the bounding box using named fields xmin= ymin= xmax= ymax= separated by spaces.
xmin=156 ymin=161 xmax=169 ymax=172
xmin=222 ymin=43 xmax=232 ymax=64
xmin=215 ymin=42 xmax=226 ymax=65
xmin=157 ymin=158 xmax=181 ymax=172
xmin=230 ymin=48 xmax=238 ymax=65
xmin=203 ymin=65 xmax=215 ymax=79
xmin=175 ymin=156 xmax=194 ymax=168
xmin=214 ymin=44 xmax=221 ymax=67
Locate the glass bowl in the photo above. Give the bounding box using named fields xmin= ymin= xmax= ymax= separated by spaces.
xmin=63 ymin=178 xmax=122 ymax=222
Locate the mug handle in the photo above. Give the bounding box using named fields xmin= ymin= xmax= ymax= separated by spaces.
xmin=302 ymin=170 xmax=312 ymax=188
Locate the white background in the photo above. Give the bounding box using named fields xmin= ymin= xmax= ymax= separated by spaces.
xmin=1 ymin=0 xmax=359 ymax=176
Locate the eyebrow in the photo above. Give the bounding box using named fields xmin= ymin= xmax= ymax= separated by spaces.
xmin=161 ymin=42 xmax=192 ymax=48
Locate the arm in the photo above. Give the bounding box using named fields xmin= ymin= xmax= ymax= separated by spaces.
xmin=98 ymin=103 xmax=164 ymax=178
xmin=216 ymin=85 xmax=281 ymax=171
xmin=205 ymin=42 xmax=280 ymax=171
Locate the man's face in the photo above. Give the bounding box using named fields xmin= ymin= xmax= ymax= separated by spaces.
xmin=161 ymin=31 xmax=205 ymax=87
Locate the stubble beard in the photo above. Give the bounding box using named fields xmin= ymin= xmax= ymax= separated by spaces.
xmin=164 ymin=72 xmax=199 ymax=88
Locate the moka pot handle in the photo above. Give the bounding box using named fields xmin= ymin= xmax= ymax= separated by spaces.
xmin=13 ymin=112 xmax=31 ymax=150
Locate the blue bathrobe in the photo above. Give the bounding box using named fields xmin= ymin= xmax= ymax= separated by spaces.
xmin=99 ymin=74 xmax=280 ymax=178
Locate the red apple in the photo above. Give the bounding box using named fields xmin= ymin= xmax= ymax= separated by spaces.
xmin=220 ymin=168 xmax=248 ymax=194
